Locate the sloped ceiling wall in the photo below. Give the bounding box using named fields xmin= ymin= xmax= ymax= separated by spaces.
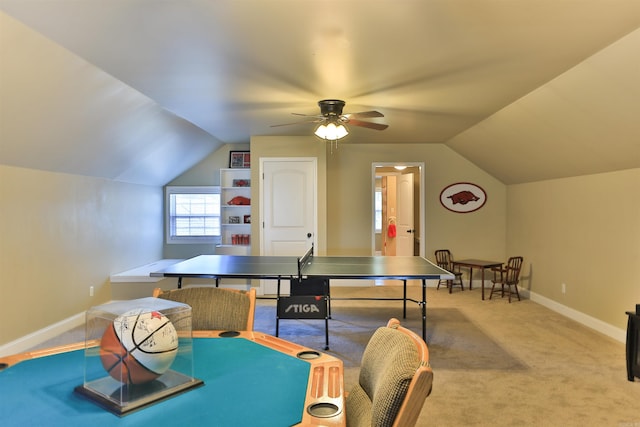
xmin=0 ymin=12 xmax=220 ymax=186
xmin=448 ymin=28 xmax=640 ymax=184
xmin=1 ymin=6 xmax=639 ymax=186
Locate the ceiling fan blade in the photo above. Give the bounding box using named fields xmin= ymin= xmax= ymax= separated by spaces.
xmin=345 ymin=110 xmax=384 ymax=119
xmin=291 ymin=112 xmax=324 ymax=118
xmin=270 ymin=118 xmax=323 ymax=128
xmin=347 ymin=119 xmax=389 ymax=131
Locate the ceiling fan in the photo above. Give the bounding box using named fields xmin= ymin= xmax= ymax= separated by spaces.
xmin=271 ymin=99 xmax=389 ymax=139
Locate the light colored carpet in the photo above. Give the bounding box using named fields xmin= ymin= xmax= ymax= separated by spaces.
xmin=257 ymin=285 xmax=640 ymax=427
xmin=259 ymin=304 xmax=527 ymax=371
xmin=28 ymin=284 xmax=640 ymax=426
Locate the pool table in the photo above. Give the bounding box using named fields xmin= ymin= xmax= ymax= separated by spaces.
xmin=0 ymin=330 xmax=345 ymax=426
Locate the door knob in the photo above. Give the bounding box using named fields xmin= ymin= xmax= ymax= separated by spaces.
xmin=307 ymin=233 xmax=312 ymax=238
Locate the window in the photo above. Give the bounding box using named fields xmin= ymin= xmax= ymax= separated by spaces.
xmin=166 ymin=186 xmax=221 ymax=244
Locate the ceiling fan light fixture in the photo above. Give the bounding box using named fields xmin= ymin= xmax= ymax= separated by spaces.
xmin=315 ymin=122 xmax=348 ymax=141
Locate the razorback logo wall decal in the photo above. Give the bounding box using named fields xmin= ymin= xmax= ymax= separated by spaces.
xmin=439 ymin=182 xmax=487 ymax=213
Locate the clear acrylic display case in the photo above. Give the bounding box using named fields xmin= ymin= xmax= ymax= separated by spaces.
xmin=74 ymin=297 xmax=203 ymax=415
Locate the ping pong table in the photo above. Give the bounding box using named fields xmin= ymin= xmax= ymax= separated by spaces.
xmin=151 ymin=246 xmax=453 ymax=343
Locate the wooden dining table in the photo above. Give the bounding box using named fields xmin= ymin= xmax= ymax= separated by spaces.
xmin=451 ymin=259 xmax=503 ymax=300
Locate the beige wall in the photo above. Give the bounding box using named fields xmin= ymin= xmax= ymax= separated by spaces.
xmin=173 ymin=137 xmax=506 ymax=262
xmin=2 ymin=142 xmax=635 ymax=347
xmin=324 ymin=142 xmax=506 ymax=260
xmin=247 ymin=139 xmax=506 ymax=268
xmin=507 ymin=168 xmax=640 ymax=330
xmin=0 ymin=165 xmax=163 ymax=345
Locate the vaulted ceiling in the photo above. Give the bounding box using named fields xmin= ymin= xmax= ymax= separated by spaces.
xmin=1 ymin=1 xmax=639 ymax=185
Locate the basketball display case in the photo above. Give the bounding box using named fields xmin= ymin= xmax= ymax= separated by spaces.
xmin=74 ymin=297 xmax=204 ymax=415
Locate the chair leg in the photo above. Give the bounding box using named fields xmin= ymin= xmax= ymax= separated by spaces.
xmin=447 ymin=277 xmax=464 ymax=293
xmin=490 ymin=283 xmax=520 ymax=302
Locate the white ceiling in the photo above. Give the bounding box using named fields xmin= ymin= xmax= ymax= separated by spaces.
xmin=1 ymin=0 xmax=639 ymax=185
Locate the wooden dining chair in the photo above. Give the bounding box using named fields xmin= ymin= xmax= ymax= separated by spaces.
xmin=346 ymin=318 xmax=434 ymax=427
xmin=153 ymin=286 xmax=256 ymax=331
xmin=489 ymin=256 xmax=523 ymax=302
xmin=434 ymin=249 xmax=464 ymax=293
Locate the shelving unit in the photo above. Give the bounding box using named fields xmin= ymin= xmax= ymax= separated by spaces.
xmin=218 ymin=168 xmax=251 ymax=254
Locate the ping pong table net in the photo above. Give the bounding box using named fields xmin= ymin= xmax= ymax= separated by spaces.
xmin=297 ymin=244 xmax=315 ymax=278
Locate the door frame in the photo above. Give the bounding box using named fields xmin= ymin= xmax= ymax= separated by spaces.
xmin=259 ymin=157 xmax=318 ymax=295
xmin=371 ymin=162 xmax=425 ymax=257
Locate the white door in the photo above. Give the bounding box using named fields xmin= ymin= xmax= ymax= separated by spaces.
xmin=260 ymin=158 xmax=317 ymax=294
xmin=396 ymin=173 xmax=414 ymax=256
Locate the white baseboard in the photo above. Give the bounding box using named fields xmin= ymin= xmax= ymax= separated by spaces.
xmin=0 ymin=312 xmax=85 ymax=357
xmin=520 ymin=288 xmax=626 ymax=343
xmin=2 ymin=284 xmax=626 ymax=357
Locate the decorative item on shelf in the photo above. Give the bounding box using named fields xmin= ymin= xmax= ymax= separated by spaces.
xmin=232 ymin=179 xmax=250 ymax=187
xmin=231 ymin=234 xmax=250 ymax=245
xmin=439 ymin=182 xmax=487 ymax=213
xmin=244 ymin=215 xmax=251 ymax=224
xmin=227 ymin=196 xmax=250 ymax=205
xmin=228 ymin=216 xmax=240 ymax=224
xmin=229 ymin=151 xmax=250 ymax=168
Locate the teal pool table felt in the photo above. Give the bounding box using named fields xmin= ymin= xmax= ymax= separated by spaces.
xmin=0 ymin=338 xmax=311 ymax=426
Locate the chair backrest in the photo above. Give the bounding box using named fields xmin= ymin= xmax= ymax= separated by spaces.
xmin=152 ymin=286 xmax=256 ymax=331
xmin=434 ymin=249 xmax=453 ymax=270
xmin=346 ymin=318 xmax=433 ymax=427
xmin=504 ymin=256 xmax=523 ymax=285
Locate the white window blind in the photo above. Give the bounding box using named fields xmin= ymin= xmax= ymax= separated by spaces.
xmin=374 ymin=189 xmax=383 ymax=232
xmin=166 ymin=186 xmax=220 ymax=244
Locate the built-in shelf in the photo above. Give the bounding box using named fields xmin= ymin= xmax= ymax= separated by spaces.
xmin=219 ymin=168 xmax=251 ymax=248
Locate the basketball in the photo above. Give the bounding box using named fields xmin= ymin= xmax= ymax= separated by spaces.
xmin=100 ymin=309 xmax=179 ymax=385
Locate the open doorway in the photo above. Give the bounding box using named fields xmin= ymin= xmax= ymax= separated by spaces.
xmin=372 ymin=163 xmax=425 ymax=257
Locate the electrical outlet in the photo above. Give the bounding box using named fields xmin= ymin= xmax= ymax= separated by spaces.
xmin=89 ymin=286 xmax=94 ymax=297
xmin=561 ymin=283 xmax=566 ymax=294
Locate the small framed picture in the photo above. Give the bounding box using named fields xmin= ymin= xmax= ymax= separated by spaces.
xmin=228 ymin=216 xmax=240 ymax=224
xmin=244 ymin=215 xmax=251 ymax=224
xmin=229 ymin=151 xmax=251 ymax=168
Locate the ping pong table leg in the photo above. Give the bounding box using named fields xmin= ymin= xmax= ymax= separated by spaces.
xmin=324 ymin=280 xmax=330 ymax=349
xmin=325 ymin=279 xmax=332 ymax=319
xmin=177 ymin=277 xmax=182 ymax=289
xmin=275 ymin=277 xmax=281 ymax=337
xmin=421 ymin=279 xmax=427 ymax=342
xmin=324 ymin=315 xmax=330 ymax=351
xmin=403 ymin=280 xmax=407 ymax=319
